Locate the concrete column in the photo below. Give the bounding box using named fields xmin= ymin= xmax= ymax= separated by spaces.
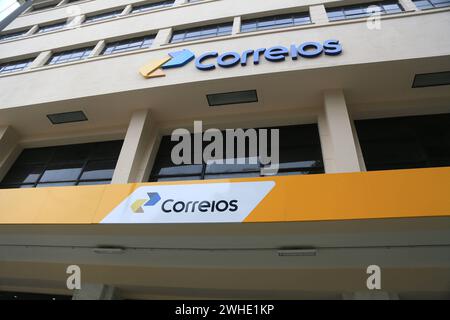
xmin=89 ymin=40 xmax=106 ymax=58
xmin=72 ymin=284 xmax=116 ymax=300
xmin=399 ymin=0 xmax=419 ymax=11
xmin=232 ymin=16 xmax=241 ymax=35
xmin=0 ymin=127 xmax=21 ymax=182
xmin=25 ymin=25 xmax=39 ymax=36
xmin=112 ymin=110 xmax=155 ymax=184
xmin=351 ymin=119 xmax=367 ymax=172
xmin=320 ymin=90 xmax=362 ymax=173
xmin=29 ymin=50 xmax=52 ymax=69
xmin=121 ymin=4 xmax=133 ymax=16
xmin=342 ymin=292 xmax=399 ymax=300
xmin=67 ymin=15 xmax=85 ymax=29
xmin=174 ymin=0 xmax=188 ymax=5
xmin=309 ymin=4 xmax=329 ymax=25
xmin=152 ymin=27 xmax=172 ymax=47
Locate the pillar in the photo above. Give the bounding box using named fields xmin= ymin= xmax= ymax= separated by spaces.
xmin=309 ymin=5 xmax=329 ymax=25
xmin=399 ymin=0 xmax=419 ymax=11
xmin=152 ymin=27 xmax=172 ymax=47
xmin=232 ymin=16 xmax=241 ymax=35
xmin=319 ymin=90 xmax=362 ymax=173
xmin=112 ymin=110 xmax=157 ymax=184
xmin=0 ymin=127 xmax=21 ymax=182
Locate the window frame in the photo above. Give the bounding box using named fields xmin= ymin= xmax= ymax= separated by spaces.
xmin=0 ymin=141 xmax=124 ymax=189
xmin=240 ymin=12 xmax=312 ymax=33
xmin=149 ymin=124 xmax=325 ymax=182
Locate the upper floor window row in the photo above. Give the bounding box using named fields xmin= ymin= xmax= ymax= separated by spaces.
xmin=26 ymin=0 xmax=178 ymax=16
xmin=0 ymin=35 xmax=155 ymax=72
xmin=0 ymin=58 xmax=34 ymax=75
xmin=413 ymin=0 xmax=450 ymax=9
xmin=241 ymin=12 xmax=311 ymax=33
xmin=327 ymin=1 xmax=404 ymax=21
xmin=171 ymin=23 xmax=233 ymax=43
xmin=5 ymin=1 xmax=178 ymax=42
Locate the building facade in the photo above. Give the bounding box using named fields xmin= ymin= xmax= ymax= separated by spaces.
xmin=0 ymin=0 xmax=450 ymax=299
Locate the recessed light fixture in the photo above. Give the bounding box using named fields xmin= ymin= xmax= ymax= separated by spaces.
xmin=412 ymin=71 xmax=450 ymax=88
xmin=207 ymin=90 xmax=258 ymax=107
xmin=277 ymin=248 xmax=317 ymax=257
xmin=47 ymin=111 xmax=88 ymax=124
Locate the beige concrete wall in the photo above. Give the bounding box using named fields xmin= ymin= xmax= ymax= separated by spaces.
xmin=1 ymin=9 xmax=449 ymax=109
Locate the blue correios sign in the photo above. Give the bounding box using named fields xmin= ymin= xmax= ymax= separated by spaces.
xmin=140 ymin=40 xmax=342 ymax=78
xmin=195 ymin=39 xmax=342 ymax=70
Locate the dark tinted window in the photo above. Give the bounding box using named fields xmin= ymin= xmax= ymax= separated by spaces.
xmin=355 ymin=113 xmax=450 ymax=171
xmin=150 ymin=124 xmax=324 ymax=181
xmin=0 ymin=140 xmax=123 ymax=189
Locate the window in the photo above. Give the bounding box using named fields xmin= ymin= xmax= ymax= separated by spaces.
xmin=171 ymin=23 xmax=233 ymax=43
xmin=0 ymin=29 xmax=29 ymax=42
xmin=0 ymin=58 xmax=33 ymax=74
xmin=131 ymin=0 xmax=174 ymax=13
xmin=327 ymin=1 xmax=403 ymax=21
xmin=30 ymin=2 xmax=58 ymax=12
xmin=37 ymin=21 xmax=67 ymax=33
xmin=102 ymin=35 xmax=154 ymax=55
xmin=355 ymin=113 xmax=450 ymax=171
xmin=0 ymin=140 xmax=124 ymax=189
xmin=413 ymin=0 xmax=450 ymax=9
xmin=241 ymin=12 xmax=311 ymax=33
xmin=46 ymin=46 xmax=94 ymax=65
xmin=149 ymin=124 xmax=324 ymax=182
xmin=84 ymin=9 xmax=124 ymax=23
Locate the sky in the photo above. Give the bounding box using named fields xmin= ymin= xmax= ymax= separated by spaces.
xmin=0 ymin=0 xmax=20 ymax=22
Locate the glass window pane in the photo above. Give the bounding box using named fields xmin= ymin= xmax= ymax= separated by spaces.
xmin=40 ymin=163 xmax=83 ymax=182
xmin=1 ymin=165 xmax=45 ymax=184
xmin=80 ymin=160 xmax=117 ymax=180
